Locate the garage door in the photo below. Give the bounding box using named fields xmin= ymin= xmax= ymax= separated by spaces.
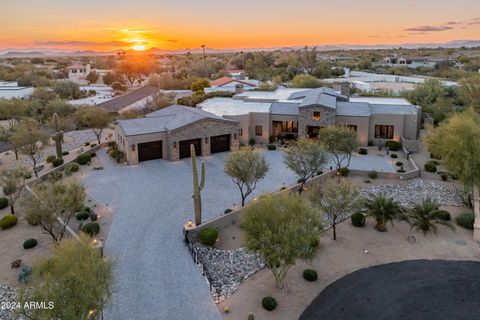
xmin=210 ymin=134 xmax=230 ymax=154
xmin=138 ymin=141 xmax=162 ymax=162
xmin=179 ymin=139 xmax=201 ymax=159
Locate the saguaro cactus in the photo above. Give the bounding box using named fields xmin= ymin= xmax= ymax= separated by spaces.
xmin=52 ymin=113 xmax=64 ymax=160
xmin=191 ymin=144 xmax=205 ymax=226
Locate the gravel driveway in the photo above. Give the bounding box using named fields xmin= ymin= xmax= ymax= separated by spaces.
xmin=82 ymin=149 xmax=298 ymax=320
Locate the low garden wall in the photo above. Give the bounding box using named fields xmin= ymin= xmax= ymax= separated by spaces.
xmin=400 ymin=136 xmax=420 ymax=153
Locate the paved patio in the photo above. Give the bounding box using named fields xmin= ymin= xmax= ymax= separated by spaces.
xmin=81 ymin=148 xmax=397 ymax=320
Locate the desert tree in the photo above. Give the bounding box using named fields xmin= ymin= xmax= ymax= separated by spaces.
xmin=224 ymin=146 xmax=269 ymax=206
xmin=10 ymin=119 xmax=49 ymax=177
xmin=0 ymin=166 xmax=29 ymax=214
xmin=86 ymin=70 xmax=100 ymax=85
xmin=318 ymin=125 xmax=358 ymax=170
xmin=459 ymin=75 xmax=480 ymax=111
xmin=22 ymin=180 xmax=85 ymax=242
xmin=284 ymin=138 xmax=328 ymax=194
xmin=74 ymin=106 xmax=111 ymax=144
xmin=241 ymin=193 xmax=322 ymax=288
xmin=19 ymin=234 xmax=113 ymax=320
xmin=426 ymin=109 xmax=480 ymax=240
xmin=310 ymin=178 xmax=360 ymax=240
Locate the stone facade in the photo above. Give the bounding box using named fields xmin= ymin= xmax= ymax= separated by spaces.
xmin=298 ymin=106 xmax=336 ymax=137
xmin=167 ymin=118 xmax=239 ymax=161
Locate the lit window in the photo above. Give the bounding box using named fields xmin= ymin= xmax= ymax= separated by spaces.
xmin=255 ymin=126 xmax=263 ymax=136
xmin=374 ymin=125 xmax=394 ymax=139
xmin=313 ymin=112 xmax=321 ymax=121
xmin=238 ymin=128 xmax=243 ymax=136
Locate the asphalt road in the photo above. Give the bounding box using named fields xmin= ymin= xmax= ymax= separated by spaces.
xmin=300 ymin=260 xmax=480 ymax=320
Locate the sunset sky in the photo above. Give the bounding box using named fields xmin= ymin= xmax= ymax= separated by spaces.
xmin=1 ymin=0 xmax=479 ymax=51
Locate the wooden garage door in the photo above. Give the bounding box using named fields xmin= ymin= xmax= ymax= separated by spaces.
xmin=179 ymin=138 xmax=201 ymax=159
xmin=210 ymin=134 xmax=230 ymax=154
xmin=138 ymin=141 xmax=162 ymax=162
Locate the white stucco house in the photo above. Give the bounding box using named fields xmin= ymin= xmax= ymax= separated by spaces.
xmin=0 ymin=81 xmax=33 ymax=99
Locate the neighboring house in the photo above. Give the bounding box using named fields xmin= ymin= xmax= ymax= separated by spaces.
xmin=68 ymin=85 xmax=114 ymax=106
xmin=115 ymin=105 xmax=239 ymax=164
xmin=97 ymin=85 xmax=160 ymax=112
xmin=198 ymin=87 xmax=421 ymax=151
xmin=0 ymin=81 xmax=33 ymax=99
xmin=205 ymin=76 xmax=260 ymax=93
xmin=226 ymin=69 xmax=245 ymax=79
xmin=67 ymin=62 xmax=112 ymax=84
xmin=382 ymin=56 xmax=438 ymax=69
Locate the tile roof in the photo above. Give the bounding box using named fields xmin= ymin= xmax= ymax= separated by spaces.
xmin=97 ymin=85 xmax=160 ymax=112
xmin=209 ymin=76 xmax=257 ymax=87
xmin=118 ymin=104 xmax=237 ymax=136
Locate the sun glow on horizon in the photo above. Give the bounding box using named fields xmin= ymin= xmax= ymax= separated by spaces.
xmin=131 ymin=44 xmax=146 ymax=51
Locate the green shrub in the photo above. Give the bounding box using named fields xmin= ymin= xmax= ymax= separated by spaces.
xmin=397 ymin=169 xmax=406 ymax=173
xmin=424 ymin=161 xmax=437 ymax=172
xmin=90 ymin=152 xmax=97 ymax=158
xmin=0 ymin=197 xmax=8 ymax=210
xmin=248 ymin=138 xmax=255 ymax=146
xmin=456 ymin=212 xmax=474 ymax=230
xmin=269 ymin=136 xmax=275 ymax=143
xmin=358 ymin=148 xmax=368 ymax=155
xmin=52 ymin=158 xmax=64 ymax=167
xmin=396 ymin=161 xmax=404 ymax=167
xmin=439 ymin=172 xmax=449 ymax=181
xmin=224 ymin=208 xmax=233 ymax=214
xmin=0 ymin=214 xmax=17 ymax=230
xmin=430 ymin=153 xmax=441 ymax=160
xmin=385 ymin=140 xmax=401 ymax=151
xmin=351 ymin=212 xmax=366 ymax=227
xmin=24 ymin=172 xmax=32 ymax=179
xmin=368 ymin=171 xmax=378 ymax=179
xmin=62 ymin=151 xmax=69 ymax=156
xmin=80 ymin=206 xmax=91 ymax=213
xmin=18 ymin=265 xmax=32 ymax=284
xmin=262 ymin=297 xmax=277 ymax=311
xmin=107 ymin=141 xmax=117 ymax=149
xmin=45 ymin=155 xmax=56 ymax=163
xmin=76 ymin=153 xmax=92 ymax=165
xmin=367 ymin=140 xmax=374 ymax=146
xmin=90 ymin=143 xmax=97 ymax=148
xmin=435 ymin=210 xmax=451 ymax=221
xmin=26 ymin=214 xmax=40 ymax=226
xmin=84 ymin=142 xmax=90 ymax=146
xmin=303 ymin=269 xmax=318 ymax=282
xmin=267 ymin=144 xmax=276 ymax=150
xmin=76 ymin=211 xmax=90 ymax=221
xmin=82 ymin=222 xmax=100 ymax=236
xmin=390 ymin=153 xmax=398 ymax=159
xmin=108 ymin=149 xmax=123 ymax=162
xmin=65 ymin=163 xmax=80 ymax=173
xmin=23 ymin=238 xmax=38 ymax=250
xmin=339 ymin=167 xmax=350 ymax=177
xmin=89 ymin=212 xmax=98 ymax=221
xmin=199 ymin=227 xmax=218 ymax=246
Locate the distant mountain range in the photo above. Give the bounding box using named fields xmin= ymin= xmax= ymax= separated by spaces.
xmin=1 ymin=40 xmax=480 ymax=57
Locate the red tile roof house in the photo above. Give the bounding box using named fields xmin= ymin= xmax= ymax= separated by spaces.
xmin=205 ymin=76 xmax=260 ymax=93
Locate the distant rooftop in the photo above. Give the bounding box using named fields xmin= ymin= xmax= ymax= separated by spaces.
xmin=97 ymin=85 xmax=160 ymax=112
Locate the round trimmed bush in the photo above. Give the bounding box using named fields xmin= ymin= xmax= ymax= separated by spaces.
xmin=45 ymin=155 xmax=56 ymax=163
xmin=358 ymin=148 xmax=368 ymax=155
xmin=351 ymin=212 xmax=366 ymax=227
xmin=82 ymin=222 xmax=100 ymax=236
xmin=390 ymin=153 xmax=398 ymax=159
xmin=267 ymin=144 xmax=276 ymax=151
xmin=424 ymin=161 xmax=437 ymax=172
xmin=89 ymin=212 xmax=98 ymax=221
xmin=90 ymin=152 xmax=97 ymax=158
xmin=368 ymin=171 xmax=378 ymax=179
xmin=62 ymin=151 xmax=69 ymax=156
xmin=303 ymin=269 xmax=318 ymax=282
xmin=262 ymin=296 xmax=277 ymax=311
xmin=396 ymin=161 xmax=404 ymax=167
xmin=26 ymin=214 xmax=40 ymax=226
xmin=76 ymin=211 xmax=90 ymax=221
xmin=456 ymin=212 xmax=474 ymax=230
xmin=76 ymin=153 xmax=92 ymax=165
xmin=435 ymin=210 xmax=451 ymax=221
xmin=0 ymin=197 xmax=8 ymax=210
xmin=224 ymin=208 xmax=233 ymax=214
xmin=0 ymin=214 xmax=17 ymax=230
xmin=339 ymin=167 xmax=350 ymax=177
xmin=199 ymin=227 xmax=218 ymax=246
xmin=52 ymin=158 xmax=64 ymax=167
xmin=65 ymin=163 xmax=80 ymax=173
xmin=84 ymin=142 xmax=90 ymax=146
xmin=90 ymin=143 xmax=97 ymax=148
xmin=23 ymin=238 xmax=38 ymax=250
xmin=385 ymin=140 xmax=401 ymax=151
xmin=80 ymin=206 xmax=91 ymax=213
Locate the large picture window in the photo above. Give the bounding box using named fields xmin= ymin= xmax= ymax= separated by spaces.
xmin=375 ymin=125 xmax=394 ymax=139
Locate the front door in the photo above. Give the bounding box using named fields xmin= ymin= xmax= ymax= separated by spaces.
xmin=307 ymin=126 xmax=321 ymax=138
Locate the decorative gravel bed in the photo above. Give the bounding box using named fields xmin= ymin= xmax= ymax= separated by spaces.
xmin=360 ymin=179 xmax=464 ymax=206
xmin=193 ymin=243 xmax=265 ymax=302
xmin=0 ymin=285 xmax=22 ymax=320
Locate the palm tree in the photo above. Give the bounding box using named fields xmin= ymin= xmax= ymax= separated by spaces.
xmin=363 ymin=194 xmax=403 ymax=232
xmin=404 ymin=198 xmax=454 ymax=235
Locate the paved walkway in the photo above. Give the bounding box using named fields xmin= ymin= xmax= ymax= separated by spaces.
xmin=300 ymin=260 xmax=480 ymax=320
xmin=82 ymin=149 xmax=298 ymax=320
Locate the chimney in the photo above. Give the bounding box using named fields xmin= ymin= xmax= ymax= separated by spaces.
xmin=235 ymin=83 xmax=244 ymax=94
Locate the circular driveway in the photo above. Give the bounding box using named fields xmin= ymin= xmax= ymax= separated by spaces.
xmin=300 ymin=260 xmax=480 ymax=320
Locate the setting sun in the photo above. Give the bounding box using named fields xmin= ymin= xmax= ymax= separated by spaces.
xmin=131 ymin=44 xmax=146 ymax=51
